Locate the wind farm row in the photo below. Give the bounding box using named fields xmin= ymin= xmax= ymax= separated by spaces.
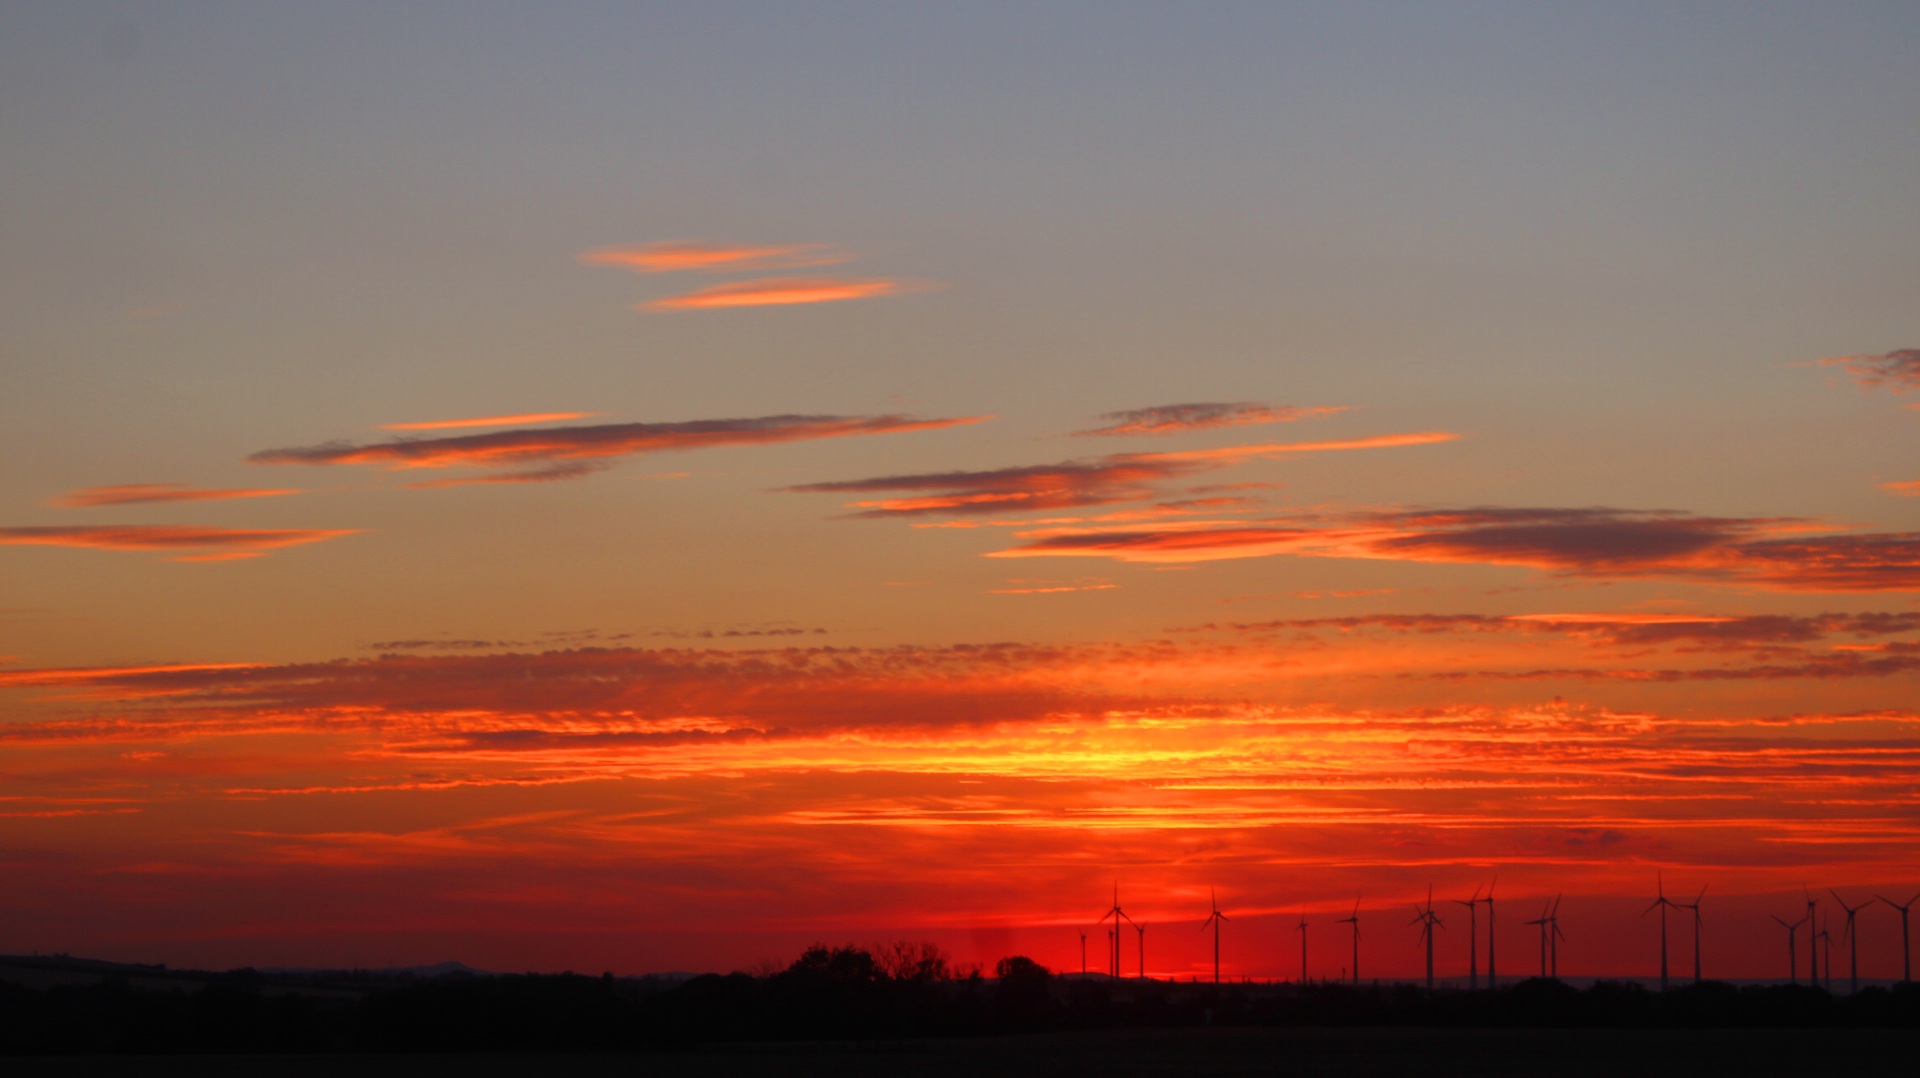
xmin=1078 ymin=880 xmax=1919 ymax=993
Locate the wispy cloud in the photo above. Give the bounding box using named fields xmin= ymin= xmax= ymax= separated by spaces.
xmin=0 ymin=525 xmax=358 ymax=561
xmin=1882 ymin=480 xmax=1920 ymax=497
xmin=580 ymin=242 xmax=845 ymax=274
xmin=381 ymin=412 xmax=602 ymax=431
xmin=990 ymin=505 xmax=1920 ymax=591
xmin=1074 ymin=402 xmax=1347 ymax=437
xmin=792 ymin=431 xmax=1458 ymax=518
xmin=1816 ymin=349 xmax=1920 ymax=393
xmin=51 ymin=484 xmax=301 ymax=508
xmin=250 ymin=414 xmax=985 ymax=482
xmin=990 ymin=579 xmax=1117 ymax=595
xmin=643 ymin=276 xmax=908 ymax=312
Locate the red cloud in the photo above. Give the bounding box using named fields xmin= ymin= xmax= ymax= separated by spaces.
xmin=791 ymin=432 xmax=1458 ymax=518
xmin=0 ymin=525 xmax=358 ymax=560
xmin=52 ymin=484 xmax=301 ymax=508
xmin=643 ymin=277 xmax=907 ymax=311
xmin=580 ymin=242 xmax=845 ymax=274
xmin=1817 ymin=349 xmax=1920 ymax=393
xmin=991 ymin=506 xmax=1920 ymax=592
xmin=1074 ymin=402 xmax=1348 ymax=437
xmin=250 ymin=414 xmax=985 ymax=479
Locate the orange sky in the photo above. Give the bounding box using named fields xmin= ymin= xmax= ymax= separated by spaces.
xmin=2 ymin=4 xmax=1918 ymax=983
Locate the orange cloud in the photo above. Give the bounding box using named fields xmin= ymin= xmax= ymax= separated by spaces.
xmin=52 ymin=484 xmax=301 ymax=508
xmin=251 ymin=414 xmax=985 ymax=478
xmin=580 ymin=242 xmax=845 ymax=274
xmin=1140 ymin=430 xmax=1460 ymax=463
xmin=0 ymin=662 xmax=263 ymax=688
xmin=1817 ymin=348 xmax=1920 ymax=393
xmin=792 ymin=432 xmax=1458 ymax=518
xmin=643 ymin=276 xmax=906 ymax=311
xmin=990 ymin=506 xmax=1920 ymax=591
xmin=1075 ymin=402 xmax=1348 ymax=437
xmin=381 ymin=412 xmax=602 ymax=431
xmin=1883 ymin=480 xmax=1920 ymax=497
xmin=0 ymin=525 xmax=358 ymax=560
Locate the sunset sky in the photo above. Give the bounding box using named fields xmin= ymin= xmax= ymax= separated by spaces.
xmin=3 ymin=3 xmax=1918 ymax=983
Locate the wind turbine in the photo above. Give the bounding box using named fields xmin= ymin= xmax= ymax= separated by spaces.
xmin=1337 ymin=900 xmax=1361 ymax=985
xmin=1817 ymin=911 xmax=1833 ymax=990
xmin=1296 ymin=911 xmax=1309 ymax=984
xmin=1878 ymin=892 xmax=1918 ymax=983
xmin=1678 ymin=885 xmax=1707 ymax=984
xmin=1545 ymin=895 xmax=1564 ymax=979
xmin=1830 ymin=890 xmax=1868 ymax=994
xmin=1136 ymin=922 xmax=1147 ymax=980
xmin=1410 ymin=885 xmax=1444 ymax=991
xmin=1520 ymin=895 xmax=1566 ymax=980
xmin=1098 ymin=884 xmax=1136 ymax=979
xmin=1079 ymin=929 xmax=1088 ymax=977
xmin=1451 ymin=885 xmax=1482 ymax=990
xmin=1643 ymin=872 xmax=1679 ymax=992
xmin=1200 ymin=888 xmax=1228 ymax=985
xmin=1770 ymin=913 xmax=1805 ymax=985
xmin=1481 ymin=877 xmax=1499 ymax=988
xmin=1805 ymin=889 xmax=1820 ymax=990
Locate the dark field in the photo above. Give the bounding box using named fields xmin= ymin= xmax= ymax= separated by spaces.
xmin=12 ymin=1027 xmax=1918 ymax=1078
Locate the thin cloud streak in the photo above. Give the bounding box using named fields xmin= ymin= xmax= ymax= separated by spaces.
xmin=382 ymin=412 xmax=602 ymax=431
xmin=1817 ymin=349 xmax=1920 ymax=393
xmin=52 ymin=484 xmax=302 ymax=508
xmin=580 ymin=242 xmax=845 ymax=273
xmin=250 ymin=414 xmax=985 ymax=476
xmin=792 ymin=431 xmax=1458 ymax=518
xmin=0 ymin=526 xmax=359 ymax=560
xmin=990 ymin=506 xmax=1920 ymax=591
xmin=643 ymin=276 xmax=907 ymax=311
xmin=1074 ymin=402 xmax=1348 ymax=437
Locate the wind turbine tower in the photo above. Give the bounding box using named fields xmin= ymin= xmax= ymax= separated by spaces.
xmin=1200 ymin=888 xmax=1229 ymax=985
xmin=1079 ymin=929 xmax=1088 ymax=977
xmin=1643 ymin=873 xmax=1679 ymax=992
xmin=1337 ymin=901 xmax=1361 ymax=985
xmin=1296 ymin=911 xmax=1309 ymax=984
xmin=1816 ymin=912 xmax=1833 ymax=991
xmin=1805 ymin=891 xmax=1821 ymax=990
xmin=1679 ymin=886 xmax=1707 ymax=984
xmin=1136 ymin=923 xmax=1146 ymax=980
xmin=1481 ymin=878 xmax=1499 ymax=988
xmin=1520 ymin=899 xmax=1551 ymax=976
xmin=1879 ymin=892 xmax=1918 ymax=984
xmin=1099 ymin=884 xmax=1136 ymax=979
xmin=1410 ymin=885 xmax=1444 ymax=991
xmin=1546 ymin=895 xmax=1564 ymax=978
xmin=1830 ymin=891 xmax=1868 ymax=994
xmin=1452 ymin=886 xmax=1482 ymax=990
xmin=1770 ymin=913 xmax=1805 ymax=985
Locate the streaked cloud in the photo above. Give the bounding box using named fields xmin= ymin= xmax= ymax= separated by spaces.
xmin=643 ymin=276 xmax=907 ymax=311
xmin=792 ymin=431 xmax=1458 ymax=518
xmin=0 ymin=525 xmax=358 ymax=560
xmin=381 ymin=411 xmax=602 ymax=431
xmin=990 ymin=579 xmax=1117 ymax=595
xmin=580 ymin=242 xmax=845 ymax=274
xmin=1883 ymin=480 xmax=1920 ymax=497
xmin=51 ymin=483 xmax=302 ymax=508
xmin=990 ymin=505 xmax=1920 ymax=591
xmin=250 ymin=413 xmax=985 ymax=481
xmin=1817 ymin=348 xmax=1920 ymax=393
xmin=1074 ymin=402 xmax=1347 ymax=437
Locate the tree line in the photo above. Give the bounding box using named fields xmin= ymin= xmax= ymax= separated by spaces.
xmin=1 ymin=943 xmax=1915 ymax=1054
